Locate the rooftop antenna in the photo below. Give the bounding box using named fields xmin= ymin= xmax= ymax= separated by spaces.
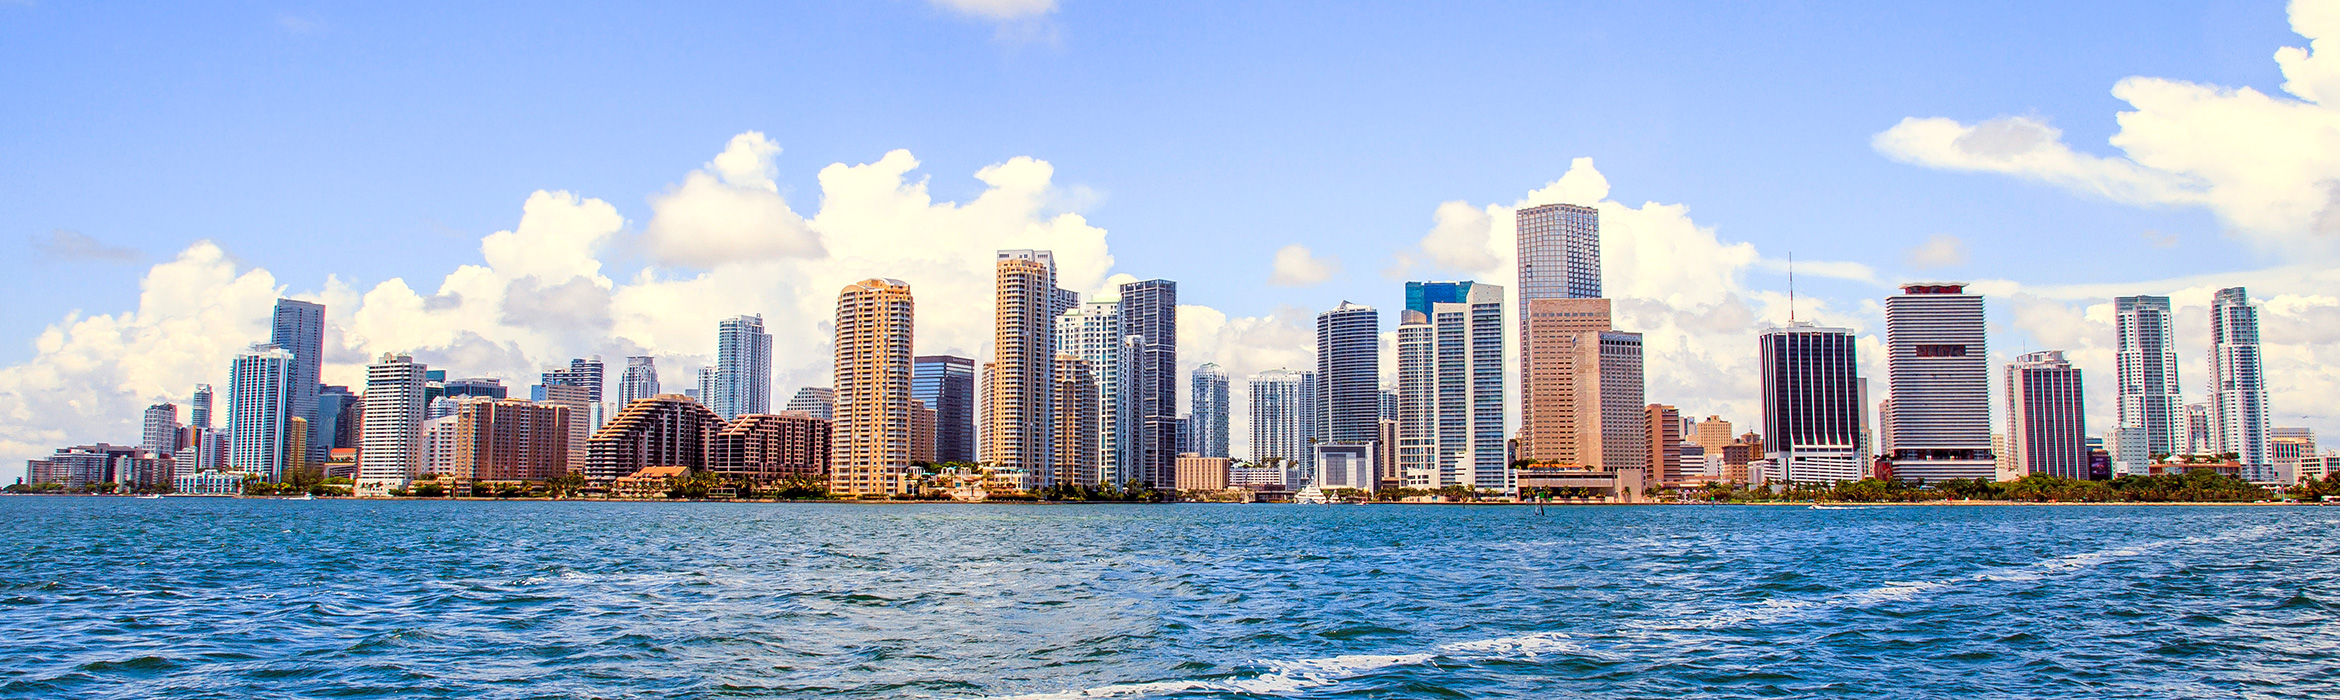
xmin=1788 ymin=251 xmax=1797 ymax=323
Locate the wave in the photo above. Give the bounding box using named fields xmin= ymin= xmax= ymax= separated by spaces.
xmin=986 ymin=521 xmax=2323 ymax=700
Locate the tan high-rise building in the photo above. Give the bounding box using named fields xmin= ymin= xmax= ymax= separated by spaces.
xmin=1050 ymin=355 xmax=1100 ymax=486
xmin=1647 ymin=404 xmax=1681 ymax=484
xmin=982 ymin=250 xmax=1061 ymax=487
xmin=833 ymin=278 xmax=915 ymax=497
xmin=910 ymin=400 xmax=937 ymax=465
xmin=1519 ymin=297 xmax=1613 ymax=463
xmin=1693 ymin=415 xmax=1735 ymax=454
xmin=539 ymin=383 xmax=593 ymax=474
xmin=454 ymin=398 xmax=573 ymax=482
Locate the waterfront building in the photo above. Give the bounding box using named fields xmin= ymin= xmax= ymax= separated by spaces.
xmin=537 ymin=383 xmax=593 ymax=474
xmin=2273 ymin=428 xmax=2315 ymax=485
xmin=1313 ymin=443 xmax=1378 ymax=492
xmin=983 ymin=250 xmax=1065 ymax=488
xmin=1316 ymin=302 xmax=1381 ymax=467
xmin=585 ymin=395 xmax=720 ymax=481
xmin=1647 ymin=404 xmax=1682 ymax=484
xmin=1227 ymin=463 xmax=1284 ymax=488
xmin=1249 ymin=369 xmax=1315 ymax=469
xmin=1058 ymin=298 xmax=1133 ymax=484
xmin=1174 ymin=454 xmax=1231 ymax=492
xmin=833 ymin=278 xmax=915 ymax=497
xmin=1396 ymin=284 xmax=1508 ymax=491
xmin=359 ymin=352 xmax=429 ymax=493
xmin=1120 ymin=279 xmax=1179 ymax=489
xmin=1190 ymin=364 xmax=1231 ymax=458
xmin=422 ymin=413 xmax=460 ymax=478
xmin=448 ymin=398 xmax=573 ymax=482
xmin=711 ymin=316 xmax=773 ymax=420
xmin=271 ymin=298 xmax=326 ymax=464
xmin=2209 ymin=287 xmax=2275 ymax=481
xmin=2114 ymin=295 xmax=2184 ymax=458
xmin=1051 ymin=355 xmax=1101 ymax=485
xmin=1759 ymin=323 xmax=1865 ymax=483
xmin=710 ymin=412 xmax=831 ymax=483
xmin=27 ymin=443 xmax=155 ymax=491
xmin=142 ymin=403 xmax=179 ymax=458
xmin=912 ymin=355 xmax=976 ymax=464
xmin=227 ymin=344 xmax=297 ymax=481
xmin=1519 ymin=297 xmax=1614 ymax=463
xmin=1882 ymin=283 xmax=1994 ymax=483
xmin=619 ymin=356 xmax=661 ymax=406
xmin=190 ymin=383 xmax=213 ymax=430
xmin=2006 ymin=350 xmax=2087 ymax=480
xmin=785 ymin=386 xmax=835 ymax=421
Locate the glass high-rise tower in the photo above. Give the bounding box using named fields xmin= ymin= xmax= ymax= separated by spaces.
xmin=270 ymin=299 xmax=325 ymax=463
xmin=1119 ymin=279 xmax=1179 ymax=489
xmin=912 ymin=355 xmax=976 ymax=464
xmin=1189 ymin=363 xmax=1230 ymax=458
xmin=1315 ymin=302 xmax=1381 ymax=453
xmin=712 ymin=316 xmax=772 ymax=420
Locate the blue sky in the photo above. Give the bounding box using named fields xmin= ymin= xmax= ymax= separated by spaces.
xmin=3 ymin=0 xmax=2334 ymax=464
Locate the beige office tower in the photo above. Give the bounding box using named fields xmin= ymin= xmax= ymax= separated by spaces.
xmin=1693 ymin=416 xmax=1735 ymax=454
xmin=539 ymin=383 xmax=593 ymax=474
xmin=1050 ymin=355 xmax=1100 ymax=486
xmin=982 ymin=250 xmax=1060 ymax=487
xmin=1646 ymin=404 xmax=1681 ymax=484
xmin=911 ymin=400 xmax=937 ymax=465
xmin=833 ymin=278 xmax=915 ymax=497
xmin=1519 ymin=297 xmax=1613 ymax=463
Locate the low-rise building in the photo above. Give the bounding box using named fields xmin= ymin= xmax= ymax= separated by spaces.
xmin=1174 ymin=453 xmax=1230 ymax=492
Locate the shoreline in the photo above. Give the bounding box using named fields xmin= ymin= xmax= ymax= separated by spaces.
xmin=2 ymin=493 xmax=2316 ymax=507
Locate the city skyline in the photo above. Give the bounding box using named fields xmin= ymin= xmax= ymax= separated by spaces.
xmin=5 ymin=2 xmax=2340 ymax=472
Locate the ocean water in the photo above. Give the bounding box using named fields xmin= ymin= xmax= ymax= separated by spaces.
xmin=2 ymin=498 xmax=2336 ymax=699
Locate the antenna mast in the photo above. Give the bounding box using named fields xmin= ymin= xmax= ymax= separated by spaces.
xmin=1788 ymin=251 xmax=1797 ymax=323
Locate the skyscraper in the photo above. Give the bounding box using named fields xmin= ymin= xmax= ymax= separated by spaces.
xmin=142 ymin=403 xmax=179 ymax=458
xmin=542 ymin=356 xmax=607 ymax=430
xmin=619 ymin=356 xmax=661 ymax=407
xmin=271 ymin=298 xmax=326 ymax=463
xmin=913 ymin=355 xmax=976 ymax=464
xmin=1051 ymin=355 xmax=1101 ymax=486
xmin=226 ymin=344 xmax=295 ymax=480
xmin=1882 ymin=283 xmax=1994 ymax=483
xmin=711 ymin=413 xmax=831 ymax=483
xmin=2114 ymin=295 xmax=2184 ymax=459
xmin=2210 ymin=287 xmax=2274 ymax=480
xmin=984 ymin=250 xmax=1063 ymax=488
xmin=833 ymin=278 xmax=915 ymax=497
xmin=315 ymin=385 xmax=355 ymax=450
xmin=1759 ymin=323 xmax=1865 ymax=483
xmin=451 ymin=399 xmax=574 ymax=483
xmin=1404 ymin=281 xmax=1477 ymax=316
xmin=1315 ymin=302 xmax=1381 ymax=453
xmin=1396 ymin=284 xmax=1508 ymax=490
xmin=2006 ymin=350 xmax=2087 ymax=480
xmin=1120 ymin=279 xmax=1178 ymax=489
xmin=1516 ymin=203 xmax=1601 ymax=302
xmin=359 ymin=352 xmax=429 ymax=493
xmin=1519 ymin=297 xmax=1614 ymax=463
xmin=1058 ymin=298 xmax=1132 ymax=484
xmin=1190 ymin=363 xmax=1231 ymax=459
xmin=1647 ymin=404 xmax=1682 ymax=484
xmin=713 ymin=315 xmax=773 ymax=420
xmin=1249 ymin=369 xmax=1315 ymax=469
xmin=190 ymin=383 xmax=213 ymax=430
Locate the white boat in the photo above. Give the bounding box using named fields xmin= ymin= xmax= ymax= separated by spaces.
xmin=287 ymin=494 xmax=314 ymax=501
xmin=135 ymin=494 xmax=163 ymax=499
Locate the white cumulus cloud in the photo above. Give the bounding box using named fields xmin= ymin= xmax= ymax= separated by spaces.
xmin=1267 ymin=244 xmax=1338 ymax=287
xmin=1905 ymin=234 xmax=1969 ymax=270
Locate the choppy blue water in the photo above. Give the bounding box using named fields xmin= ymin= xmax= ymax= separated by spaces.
xmin=3 ymin=498 xmax=2337 ymax=699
